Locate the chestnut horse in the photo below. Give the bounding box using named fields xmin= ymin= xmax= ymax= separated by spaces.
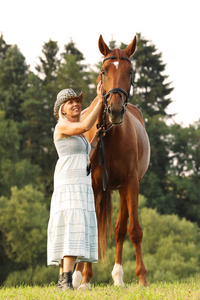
xmin=73 ymin=35 xmax=150 ymax=289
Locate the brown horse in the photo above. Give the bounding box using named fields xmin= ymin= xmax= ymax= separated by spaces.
xmin=73 ymin=35 xmax=150 ymax=289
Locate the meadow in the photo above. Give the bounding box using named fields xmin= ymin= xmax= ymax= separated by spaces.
xmin=1 ymin=277 xmax=199 ymax=300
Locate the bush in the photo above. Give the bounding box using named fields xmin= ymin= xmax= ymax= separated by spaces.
xmin=3 ymin=265 xmax=58 ymax=287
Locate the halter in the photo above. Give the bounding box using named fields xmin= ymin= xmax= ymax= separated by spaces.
xmin=101 ymin=56 xmax=134 ymax=108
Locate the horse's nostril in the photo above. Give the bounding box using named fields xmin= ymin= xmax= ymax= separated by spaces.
xmin=122 ymin=106 xmax=126 ymax=114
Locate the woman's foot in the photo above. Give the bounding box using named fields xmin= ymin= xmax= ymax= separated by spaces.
xmin=56 ymin=274 xmax=63 ymax=290
xmin=61 ymin=271 xmax=74 ymax=290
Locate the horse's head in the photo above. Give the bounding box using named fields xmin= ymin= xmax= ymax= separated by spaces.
xmin=98 ymin=35 xmax=137 ymax=124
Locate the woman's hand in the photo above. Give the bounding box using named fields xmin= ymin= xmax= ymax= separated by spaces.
xmin=95 ymin=126 xmax=106 ymax=139
xmin=91 ymin=126 xmax=105 ymax=146
xmin=97 ymin=81 xmax=103 ymax=99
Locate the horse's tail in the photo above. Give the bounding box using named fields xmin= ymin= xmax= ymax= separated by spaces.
xmin=95 ymin=189 xmax=112 ymax=258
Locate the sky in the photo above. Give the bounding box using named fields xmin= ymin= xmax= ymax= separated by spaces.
xmin=1 ymin=0 xmax=200 ymax=127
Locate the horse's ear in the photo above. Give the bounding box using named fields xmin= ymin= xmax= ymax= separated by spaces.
xmin=98 ymin=35 xmax=111 ymax=56
xmin=124 ymin=36 xmax=137 ymax=57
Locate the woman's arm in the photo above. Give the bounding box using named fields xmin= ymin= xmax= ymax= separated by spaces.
xmin=55 ymin=83 xmax=103 ymax=138
xmin=57 ymin=98 xmax=103 ymax=136
xmin=81 ymin=107 xmax=89 ymax=117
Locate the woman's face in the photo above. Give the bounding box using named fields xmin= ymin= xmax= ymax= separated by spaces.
xmin=62 ymin=98 xmax=81 ymax=119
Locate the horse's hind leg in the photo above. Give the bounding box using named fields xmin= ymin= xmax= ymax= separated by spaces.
xmin=126 ymin=176 xmax=149 ymax=286
xmin=112 ymin=190 xmax=128 ymax=286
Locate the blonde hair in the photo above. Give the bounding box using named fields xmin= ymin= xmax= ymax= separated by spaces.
xmin=58 ymin=104 xmax=68 ymax=121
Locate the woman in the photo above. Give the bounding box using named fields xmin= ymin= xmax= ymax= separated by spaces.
xmin=47 ymin=83 xmax=103 ymax=290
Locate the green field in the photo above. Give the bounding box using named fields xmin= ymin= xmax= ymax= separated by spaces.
xmin=1 ymin=278 xmax=199 ymax=300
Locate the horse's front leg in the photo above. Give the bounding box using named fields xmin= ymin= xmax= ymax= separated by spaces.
xmin=112 ymin=190 xmax=128 ymax=286
xmin=126 ymin=175 xmax=149 ymax=286
xmin=74 ymin=262 xmax=93 ymax=290
xmin=73 ymin=262 xmax=84 ymax=289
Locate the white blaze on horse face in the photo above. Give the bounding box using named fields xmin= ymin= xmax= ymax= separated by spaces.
xmin=112 ymin=61 xmax=119 ymax=70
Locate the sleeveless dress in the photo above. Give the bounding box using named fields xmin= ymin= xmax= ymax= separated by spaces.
xmin=47 ymin=136 xmax=98 ymax=266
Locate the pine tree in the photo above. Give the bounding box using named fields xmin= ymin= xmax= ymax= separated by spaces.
xmin=0 ymin=33 xmax=11 ymax=61
xmin=130 ymin=33 xmax=174 ymax=119
xmin=57 ymin=39 xmax=94 ymax=108
xmin=0 ymin=44 xmax=28 ymax=122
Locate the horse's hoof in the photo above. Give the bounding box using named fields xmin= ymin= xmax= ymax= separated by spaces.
xmin=77 ymin=283 xmax=91 ymax=290
xmin=114 ymin=281 xmax=125 ymax=287
xmin=139 ymin=279 xmax=150 ymax=287
xmin=72 ymin=271 xmax=83 ymax=289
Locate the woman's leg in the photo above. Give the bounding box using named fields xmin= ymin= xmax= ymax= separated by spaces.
xmin=60 ymin=259 xmax=63 ymax=274
xmin=62 ymin=256 xmax=77 ymax=290
xmin=63 ymin=256 xmax=77 ymax=272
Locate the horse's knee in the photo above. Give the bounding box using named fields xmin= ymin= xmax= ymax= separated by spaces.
xmin=128 ymin=224 xmax=143 ymax=243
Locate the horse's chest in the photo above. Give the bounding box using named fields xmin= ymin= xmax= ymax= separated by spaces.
xmin=106 ymin=145 xmax=136 ymax=183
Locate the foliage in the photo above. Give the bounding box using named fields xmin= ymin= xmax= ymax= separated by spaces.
xmin=3 ymin=266 xmax=58 ymax=287
xmin=0 ymin=44 xmax=28 ymax=121
xmin=126 ymin=33 xmax=173 ymax=119
xmin=0 ymin=185 xmax=48 ymax=269
xmin=0 ymin=33 xmax=11 ymax=60
xmin=0 ymin=110 xmax=20 ymax=161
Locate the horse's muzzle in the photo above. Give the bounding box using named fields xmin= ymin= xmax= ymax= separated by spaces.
xmin=108 ymin=105 xmax=126 ymax=124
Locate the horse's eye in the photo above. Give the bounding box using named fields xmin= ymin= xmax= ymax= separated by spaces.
xmin=101 ymin=70 xmax=105 ymax=75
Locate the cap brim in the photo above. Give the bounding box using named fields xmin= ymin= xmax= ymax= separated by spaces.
xmin=64 ymin=92 xmax=83 ymax=103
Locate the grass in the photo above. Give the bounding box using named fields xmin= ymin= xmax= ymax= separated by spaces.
xmin=1 ymin=278 xmax=200 ymax=300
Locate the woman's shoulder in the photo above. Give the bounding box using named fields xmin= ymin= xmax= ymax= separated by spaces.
xmin=54 ymin=123 xmax=70 ymax=142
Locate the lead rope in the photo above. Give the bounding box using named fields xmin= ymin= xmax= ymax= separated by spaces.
xmin=96 ymin=73 xmax=110 ymax=192
xmin=97 ymin=123 xmax=109 ymax=192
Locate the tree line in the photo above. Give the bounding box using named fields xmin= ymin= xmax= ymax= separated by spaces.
xmin=0 ymin=33 xmax=199 ymax=285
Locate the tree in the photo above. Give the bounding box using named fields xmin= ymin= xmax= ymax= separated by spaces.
xmin=36 ymin=39 xmax=59 ymax=86
xmin=57 ymin=40 xmax=94 ymax=108
xmin=19 ymin=71 xmax=56 ymax=195
xmin=0 ymin=33 xmax=11 ymax=61
xmin=0 ymin=185 xmax=48 ymax=284
xmin=34 ymin=40 xmax=60 ymax=195
xmin=129 ymin=33 xmax=174 ymax=119
xmin=62 ymin=39 xmax=85 ymax=62
xmin=166 ymin=120 xmax=200 ymax=224
xmin=0 ymin=45 xmax=28 ymax=122
xmin=169 ymin=121 xmax=200 ymax=177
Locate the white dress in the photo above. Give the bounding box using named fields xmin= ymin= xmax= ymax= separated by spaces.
xmin=47 ymin=136 xmax=98 ymax=266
